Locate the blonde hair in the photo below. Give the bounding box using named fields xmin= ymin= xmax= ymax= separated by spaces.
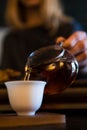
xmin=5 ymin=0 xmax=72 ymax=33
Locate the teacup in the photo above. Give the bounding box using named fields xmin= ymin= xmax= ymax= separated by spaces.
xmin=5 ymin=80 xmax=46 ymax=116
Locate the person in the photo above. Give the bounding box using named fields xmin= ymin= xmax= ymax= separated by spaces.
xmin=0 ymin=0 xmax=87 ymax=80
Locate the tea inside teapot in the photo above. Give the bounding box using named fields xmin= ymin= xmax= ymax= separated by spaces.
xmin=24 ymin=44 xmax=79 ymax=95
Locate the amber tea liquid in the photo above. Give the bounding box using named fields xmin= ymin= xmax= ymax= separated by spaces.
xmin=24 ymin=59 xmax=78 ymax=95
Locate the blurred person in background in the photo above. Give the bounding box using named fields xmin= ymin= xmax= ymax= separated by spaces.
xmin=0 ymin=0 xmax=87 ymax=80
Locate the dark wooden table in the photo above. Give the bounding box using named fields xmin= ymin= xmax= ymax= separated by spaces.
xmin=0 ymin=112 xmax=65 ymax=130
xmin=0 ymin=79 xmax=87 ymax=130
xmin=0 ymin=110 xmax=87 ymax=130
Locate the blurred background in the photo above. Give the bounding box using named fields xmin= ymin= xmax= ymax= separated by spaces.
xmin=0 ymin=0 xmax=87 ymax=31
xmin=0 ymin=0 xmax=87 ymax=65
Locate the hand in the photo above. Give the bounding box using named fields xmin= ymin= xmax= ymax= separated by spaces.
xmin=56 ymin=31 xmax=87 ymax=72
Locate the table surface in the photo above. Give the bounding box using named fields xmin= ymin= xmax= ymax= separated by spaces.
xmin=0 ymin=111 xmax=87 ymax=130
xmin=0 ymin=79 xmax=87 ymax=130
xmin=0 ymin=112 xmax=65 ymax=130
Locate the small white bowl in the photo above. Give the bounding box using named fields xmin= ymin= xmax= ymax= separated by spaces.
xmin=5 ymin=80 xmax=46 ymax=116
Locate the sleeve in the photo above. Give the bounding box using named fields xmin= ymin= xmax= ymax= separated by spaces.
xmin=70 ymin=19 xmax=84 ymax=32
xmin=57 ymin=19 xmax=84 ymax=38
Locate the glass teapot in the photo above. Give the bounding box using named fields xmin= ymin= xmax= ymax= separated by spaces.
xmin=24 ymin=43 xmax=79 ymax=95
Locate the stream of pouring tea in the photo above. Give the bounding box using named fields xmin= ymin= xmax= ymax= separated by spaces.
xmin=24 ymin=66 xmax=30 ymax=80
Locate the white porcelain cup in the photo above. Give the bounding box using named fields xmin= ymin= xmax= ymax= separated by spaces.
xmin=5 ymin=80 xmax=46 ymax=116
